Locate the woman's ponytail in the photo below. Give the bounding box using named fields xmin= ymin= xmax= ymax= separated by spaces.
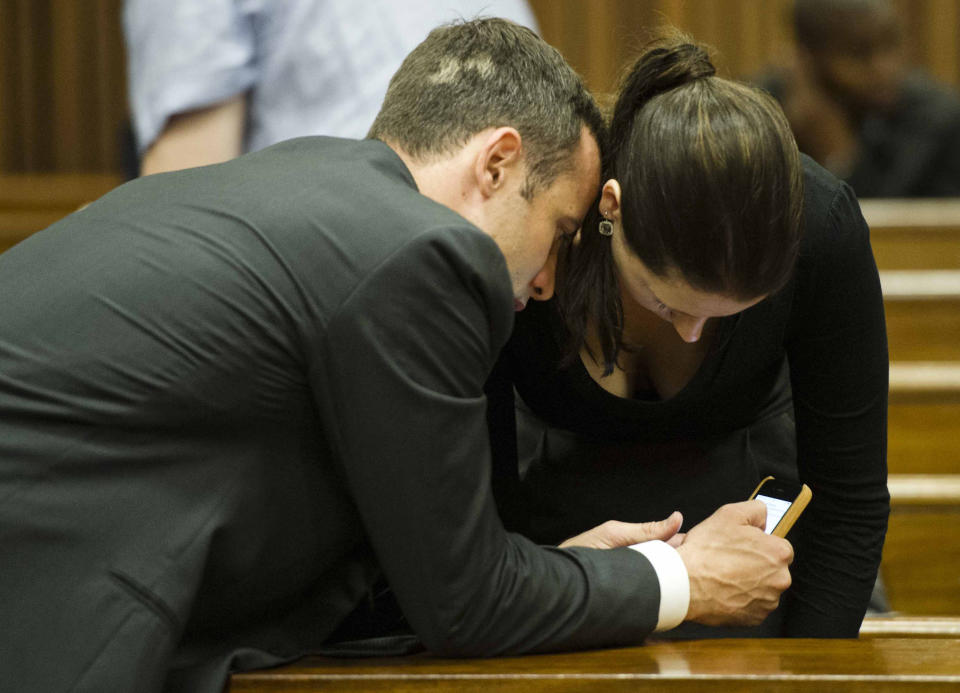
xmin=607 ymin=38 xmax=716 ymax=164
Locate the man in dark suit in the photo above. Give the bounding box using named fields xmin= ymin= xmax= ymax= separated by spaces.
xmin=0 ymin=18 xmax=792 ymax=693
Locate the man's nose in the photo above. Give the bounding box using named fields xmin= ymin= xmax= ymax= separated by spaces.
xmin=673 ymin=314 xmax=707 ymax=342
xmin=530 ymin=254 xmax=557 ymax=302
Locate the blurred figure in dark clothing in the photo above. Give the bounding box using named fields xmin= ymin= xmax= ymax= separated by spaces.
xmin=761 ymin=0 xmax=960 ymax=197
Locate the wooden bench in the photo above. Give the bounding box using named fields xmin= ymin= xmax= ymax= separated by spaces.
xmin=0 ymin=174 xmax=122 ymax=254
xmin=888 ymin=363 xmax=960 ymax=474
xmin=860 ymin=616 xmax=960 ymax=638
xmin=881 ymin=271 xmax=960 ymax=361
xmin=862 ymin=198 xmax=960 ymax=270
xmin=227 ymin=637 xmax=960 ymax=691
xmin=883 ymin=474 xmax=960 ymax=615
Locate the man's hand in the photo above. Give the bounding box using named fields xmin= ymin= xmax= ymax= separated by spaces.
xmin=677 ymin=500 xmax=793 ymax=626
xmin=559 ymin=511 xmax=684 ymax=549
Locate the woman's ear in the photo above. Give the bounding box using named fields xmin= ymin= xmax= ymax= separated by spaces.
xmin=599 ymin=179 xmax=622 ymax=220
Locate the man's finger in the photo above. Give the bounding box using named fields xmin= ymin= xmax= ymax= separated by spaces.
xmin=666 ymin=532 xmax=685 ymax=548
xmin=731 ymin=499 xmax=767 ymax=530
xmin=623 ymin=511 xmax=683 ymax=546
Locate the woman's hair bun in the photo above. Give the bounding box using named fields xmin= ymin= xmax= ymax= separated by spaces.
xmin=609 ymin=35 xmax=716 ymax=154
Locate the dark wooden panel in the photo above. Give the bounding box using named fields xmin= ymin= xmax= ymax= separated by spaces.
xmin=900 ymin=0 xmax=960 ymax=88
xmin=529 ymin=0 xmax=960 ymax=91
xmin=0 ymin=0 xmax=126 ymax=174
xmin=528 ymin=0 xmax=661 ymax=96
xmin=0 ymin=173 xmax=122 ymax=253
xmin=0 ymin=173 xmax=122 ymax=208
xmin=2 ymin=0 xmax=959 ymax=175
xmin=528 ymin=0 xmax=795 ymax=94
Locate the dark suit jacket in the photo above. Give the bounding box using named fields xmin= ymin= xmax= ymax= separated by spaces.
xmin=0 ymin=137 xmax=662 ymax=693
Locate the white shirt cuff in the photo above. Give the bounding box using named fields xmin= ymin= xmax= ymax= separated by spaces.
xmin=628 ymin=539 xmax=690 ymax=631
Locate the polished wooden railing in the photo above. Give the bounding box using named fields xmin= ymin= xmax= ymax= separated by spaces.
xmin=227 ymin=637 xmax=960 ymax=692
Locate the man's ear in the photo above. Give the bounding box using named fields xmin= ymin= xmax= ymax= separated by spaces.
xmin=475 ymin=127 xmax=524 ymax=198
xmin=600 ymin=179 xmax=622 ymax=220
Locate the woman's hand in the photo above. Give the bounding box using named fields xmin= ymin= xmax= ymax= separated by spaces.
xmin=559 ymin=511 xmax=684 ymax=549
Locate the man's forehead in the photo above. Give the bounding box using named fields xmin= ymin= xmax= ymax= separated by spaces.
xmin=576 ymin=127 xmax=603 ymax=183
xmin=526 ymin=128 xmax=601 ymax=216
xmin=558 ymin=129 xmax=602 ymax=198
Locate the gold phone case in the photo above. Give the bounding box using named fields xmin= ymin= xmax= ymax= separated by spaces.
xmin=749 ymin=476 xmax=813 ymax=538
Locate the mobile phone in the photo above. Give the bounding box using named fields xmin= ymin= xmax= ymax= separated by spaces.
xmin=748 ymin=476 xmax=812 ymax=538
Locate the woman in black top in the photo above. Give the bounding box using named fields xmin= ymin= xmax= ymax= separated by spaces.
xmin=488 ymin=37 xmax=888 ymax=638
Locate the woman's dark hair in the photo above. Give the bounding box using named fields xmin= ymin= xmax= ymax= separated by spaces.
xmin=557 ymin=33 xmax=804 ymax=374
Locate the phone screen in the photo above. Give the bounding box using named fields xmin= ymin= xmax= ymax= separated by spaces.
xmin=756 ymin=494 xmax=792 ymax=534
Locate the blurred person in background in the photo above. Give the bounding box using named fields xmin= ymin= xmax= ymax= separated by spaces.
xmin=760 ymin=0 xmax=960 ymax=197
xmin=124 ymin=0 xmax=537 ymax=175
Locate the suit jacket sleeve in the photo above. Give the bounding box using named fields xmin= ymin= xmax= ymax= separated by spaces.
xmin=312 ymin=226 xmax=663 ymax=655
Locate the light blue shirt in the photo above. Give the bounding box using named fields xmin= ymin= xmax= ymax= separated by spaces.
xmin=124 ymin=0 xmax=538 ymax=154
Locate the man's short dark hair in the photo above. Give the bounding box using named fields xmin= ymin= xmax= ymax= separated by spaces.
xmin=368 ymin=17 xmax=604 ymax=198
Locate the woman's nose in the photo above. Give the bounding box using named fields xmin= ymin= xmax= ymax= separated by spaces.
xmin=673 ymin=314 xmax=707 ymax=343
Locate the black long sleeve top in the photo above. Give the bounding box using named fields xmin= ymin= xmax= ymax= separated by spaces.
xmin=489 ymin=156 xmax=890 ymax=637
